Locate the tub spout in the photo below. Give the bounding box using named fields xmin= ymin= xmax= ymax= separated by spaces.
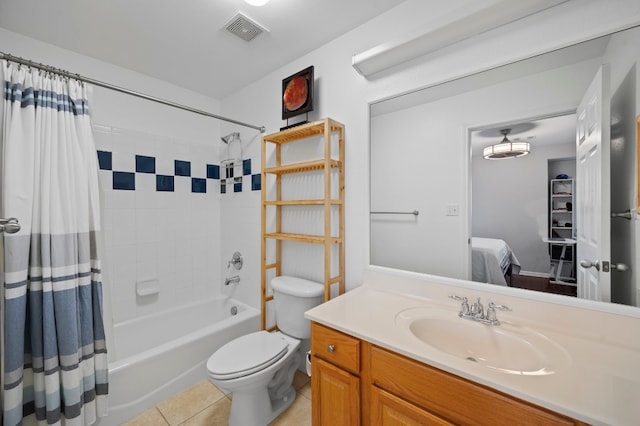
xmin=225 ymin=275 xmax=240 ymax=286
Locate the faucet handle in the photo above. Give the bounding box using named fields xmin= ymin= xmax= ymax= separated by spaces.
xmin=449 ymin=295 xmax=470 ymax=315
xmin=488 ymin=302 xmax=511 ymax=312
xmin=486 ymin=302 xmax=510 ymax=325
xmin=460 ymin=297 xmax=470 ymax=315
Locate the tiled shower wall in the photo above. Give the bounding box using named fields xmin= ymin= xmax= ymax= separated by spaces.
xmin=93 ymin=124 xmax=261 ymax=324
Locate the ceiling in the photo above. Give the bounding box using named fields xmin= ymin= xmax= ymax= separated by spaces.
xmin=0 ymin=0 xmax=406 ymax=99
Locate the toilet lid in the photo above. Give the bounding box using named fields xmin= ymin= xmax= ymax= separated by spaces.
xmin=207 ymin=331 xmax=289 ymax=380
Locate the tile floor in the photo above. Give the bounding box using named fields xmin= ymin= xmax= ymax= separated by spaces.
xmin=122 ymin=370 xmax=311 ymax=426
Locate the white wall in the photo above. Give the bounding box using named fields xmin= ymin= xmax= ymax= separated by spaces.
xmin=0 ymin=29 xmax=229 ymax=349
xmin=220 ymin=0 xmax=640 ymax=304
xmin=473 ymin=142 xmax=576 ymax=275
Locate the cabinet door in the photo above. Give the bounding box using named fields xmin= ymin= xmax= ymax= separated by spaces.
xmin=370 ymin=386 xmax=453 ymax=426
xmin=312 ymin=357 xmax=360 ymax=426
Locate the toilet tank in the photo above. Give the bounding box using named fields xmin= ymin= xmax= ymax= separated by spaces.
xmin=271 ymin=276 xmax=324 ymax=339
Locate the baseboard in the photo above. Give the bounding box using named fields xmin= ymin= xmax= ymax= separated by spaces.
xmin=518 ymin=270 xmax=549 ymax=278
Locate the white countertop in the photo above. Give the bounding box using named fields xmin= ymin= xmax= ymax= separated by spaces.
xmin=305 ymin=271 xmax=640 ymax=426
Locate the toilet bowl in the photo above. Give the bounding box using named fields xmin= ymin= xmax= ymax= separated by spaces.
xmin=206 ymin=276 xmax=324 ymax=426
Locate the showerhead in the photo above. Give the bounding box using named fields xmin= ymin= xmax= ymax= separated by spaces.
xmin=221 ymin=132 xmax=240 ymax=144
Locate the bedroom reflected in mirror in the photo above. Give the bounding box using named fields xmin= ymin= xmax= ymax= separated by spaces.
xmin=470 ymin=114 xmax=577 ymax=298
xmin=370 ymin=25 xmax=639 ymax=309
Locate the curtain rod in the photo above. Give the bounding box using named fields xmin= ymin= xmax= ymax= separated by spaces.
xmin=0 ymin=52 xmax=266 ymax=133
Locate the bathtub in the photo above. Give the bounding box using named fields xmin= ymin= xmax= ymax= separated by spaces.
xmin=96 ymin=297 xmax=260 ymax=425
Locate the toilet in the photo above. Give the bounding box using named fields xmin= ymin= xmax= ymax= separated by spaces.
xmin=206 ymin=275 xmax=324 ymax=426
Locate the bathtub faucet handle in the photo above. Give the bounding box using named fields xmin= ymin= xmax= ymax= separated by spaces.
xmin=227 ymin=251 xmax=243 ymax=270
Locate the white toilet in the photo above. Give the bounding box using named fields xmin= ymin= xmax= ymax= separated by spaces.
xmin=206 ymin=275 xmax=324 ymax=426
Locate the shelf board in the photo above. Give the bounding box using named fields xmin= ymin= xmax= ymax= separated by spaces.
xmin=552 ymin=210 xmax=572 ymax=213
xmin=551 ymin=226 xmax=573 ymax=229
xmin=263 ymin=118 xmax=344 ymax=144
xmin=264 ymin=199 xmax=343 ymax=206
xmin=264 ymin=158 xmax=342 ymax=175
xmin=552 ymin=194 xmax=573 ymax=197
xmin=264 ymin=232 xmax=341 ymax=244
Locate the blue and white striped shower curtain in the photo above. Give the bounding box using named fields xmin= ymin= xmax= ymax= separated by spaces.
xmin=1 ymin=60 xmax=108 ymax=425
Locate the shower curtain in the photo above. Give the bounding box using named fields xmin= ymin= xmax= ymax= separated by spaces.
xmin=1 ymin=61 xmax=108 ymax=425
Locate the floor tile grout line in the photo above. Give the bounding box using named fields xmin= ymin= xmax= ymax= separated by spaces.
xmin=156 ymin=406 xmax=171 ymax=425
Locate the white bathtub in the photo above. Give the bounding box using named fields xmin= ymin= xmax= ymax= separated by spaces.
xmin=96 ymin=297 xmax=260 ymax=425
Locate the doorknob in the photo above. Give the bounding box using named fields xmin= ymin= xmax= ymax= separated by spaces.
xmin=579 ymin=259 xmax=600 ymax=271
xmin=611 ymin=262 xmax=629 ymax=271
xmin=611 ymin=209 xmax=632 ymax=220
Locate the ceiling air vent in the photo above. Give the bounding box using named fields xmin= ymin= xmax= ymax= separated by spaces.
xmin=224 ymin=12 xmax=268 ymax=42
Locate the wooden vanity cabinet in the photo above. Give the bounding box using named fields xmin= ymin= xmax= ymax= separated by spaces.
xmin=311 ymin=322 xmax=361 ymax=425
xmin=311 ymin=322 xmax=589 ymax=426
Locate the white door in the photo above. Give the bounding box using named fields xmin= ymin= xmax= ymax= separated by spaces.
xmin=576 ymin=65 xmax=611 ymax=302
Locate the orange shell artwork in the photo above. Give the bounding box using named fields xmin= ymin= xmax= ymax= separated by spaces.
xmin=283 ymin=76 xmax=308 ymax=111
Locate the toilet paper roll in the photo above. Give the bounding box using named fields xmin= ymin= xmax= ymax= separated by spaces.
xmin=306 ymin=351 xmax=312 ymax=376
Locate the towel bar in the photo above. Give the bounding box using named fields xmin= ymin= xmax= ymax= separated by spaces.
xmin=370 ymin=210 xmax=419 ymax=216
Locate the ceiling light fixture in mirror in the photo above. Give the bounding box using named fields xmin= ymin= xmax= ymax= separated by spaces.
xmin=483 ymin=128 xmax=530 ymax=160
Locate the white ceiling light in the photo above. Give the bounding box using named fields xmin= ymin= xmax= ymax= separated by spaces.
xmin=244 ymin=0 xmax=270 ymax=6
xmin=352 ymin=0 xmax=569 ymax=77
xmin=483 ymin=129 xmax=530 ymax=160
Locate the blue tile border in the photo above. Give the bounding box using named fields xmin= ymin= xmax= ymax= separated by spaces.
xmin=113 ymin=171 xmax=135 ymax=190
xmin=207 ymin=164 xmax=220 ymax=179
xmin=97 ymin=151 xmax=112 ymax=170
xmin=174 ymin=160 xmax=191 ymax=177
xmin=251 ymin=174 xmax=261 ymax=191
xmin=100 ymin=150 xmax=257 ymax=194
xmin=136 ymin=155 xmax=156 ymax=173
xmin=243 ymin=159 xmax=252 ymax=176
xmin=192 ymin=178 xmax=206 ymax=193
xmin=156 ymin=175 xmax=174 ymax=192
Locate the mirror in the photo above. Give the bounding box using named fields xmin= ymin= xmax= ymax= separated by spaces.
xmin=370 ymin=25 xmax=639 ymax=308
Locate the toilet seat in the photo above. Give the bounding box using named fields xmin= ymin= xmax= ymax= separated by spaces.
xmin=207 ymin=331 xmax=289 ymax=380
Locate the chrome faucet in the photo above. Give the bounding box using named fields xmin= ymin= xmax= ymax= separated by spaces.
xmin=225 ymin=275 xmax=240 ymax=286
xmin=449 ymin=295 xmax=510 ymax=326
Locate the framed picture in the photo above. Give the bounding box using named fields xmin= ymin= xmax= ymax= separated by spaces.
xmin=282 ymin=66 xmax=314 ymax=120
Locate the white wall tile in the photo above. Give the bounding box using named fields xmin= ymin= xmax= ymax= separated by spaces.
xmin=110 ymin=243 xmax=137 ymax=322
xmin=134 ymin=174 xmax=158 ymax=209
xmin=155 ymin=157 xmax=174 ymax=176
xmin=174 ymin=255 xmax=194 ymax=290
xmin=111 ymin=209 xmax=136 ymax=245
xmin=105 ymin=188 xmax=135 ymax=209
xmin=93 ymin=128 xmax=113 ymax=152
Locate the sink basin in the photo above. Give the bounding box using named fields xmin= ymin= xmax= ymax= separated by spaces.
xmin=396 ymin=307 xmax=571 ymax=375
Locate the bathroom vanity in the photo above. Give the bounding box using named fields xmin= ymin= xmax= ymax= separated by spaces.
xmin=311 ymin=323 xmax=585 ymax=425
xmin=305 ymin=267 xmax=640 ymax=425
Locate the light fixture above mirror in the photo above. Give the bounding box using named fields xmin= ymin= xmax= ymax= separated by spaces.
xmin=483 ymin=128 xmax=530 ymax=160
xmin=244 ymin=0 xmax=270 ymax=6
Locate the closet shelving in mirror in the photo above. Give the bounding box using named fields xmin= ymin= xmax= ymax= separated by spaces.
xmin=549 ymin=178 xmax=576 ymax=283
xmin=261 ymin=118 xmax=345 ymax=330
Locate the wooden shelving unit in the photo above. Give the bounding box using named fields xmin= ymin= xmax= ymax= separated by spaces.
xmin=261 ymin=118 xmax=345 ymax=330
